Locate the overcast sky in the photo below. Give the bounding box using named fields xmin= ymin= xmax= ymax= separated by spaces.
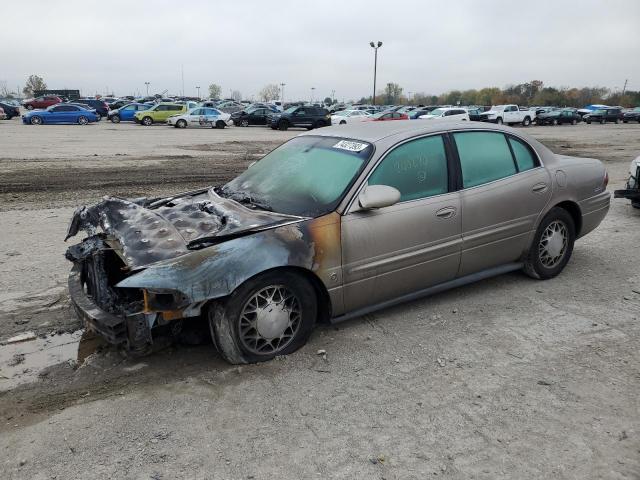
xmin=2 ymin=0 xmax=639 ymax=101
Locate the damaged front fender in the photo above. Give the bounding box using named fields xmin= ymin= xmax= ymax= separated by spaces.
xmin=117 ymin=223 xmax=317 ymax=304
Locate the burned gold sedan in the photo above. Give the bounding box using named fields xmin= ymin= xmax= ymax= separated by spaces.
xmin=66 ymin=122 xmax=610 ymax=363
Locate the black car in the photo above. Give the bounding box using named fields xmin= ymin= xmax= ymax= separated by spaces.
xmin=467 ymin=106 xmax=491 ymax=121
xmin=232 ymin=107 xmax=272 ymax=126
xmin=584 ymin=108 xmax=623 ymax=124
xmin=623 ymin=108 xmax=640 ymax=123
xmin=269 ymin=105 xmax=331 ymax=130
xmin=74 ymin=98 xmax=110 ymax=119
xmin=536 ymin=109 xmax=581 ymax=126
xmin=0 ymin=101 xmax=20 ymax=119
xmin=107 ymin=99 xmax=130 ymax=111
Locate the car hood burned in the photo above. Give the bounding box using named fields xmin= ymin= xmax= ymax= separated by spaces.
xmin=65 ymin=188 xmax=307 ymax=269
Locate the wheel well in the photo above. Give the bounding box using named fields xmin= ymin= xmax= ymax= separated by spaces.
xmin=555 ymin=201 xmax=582 ymax=236
xmin=212 ymin=266 xmax=332 ymax=325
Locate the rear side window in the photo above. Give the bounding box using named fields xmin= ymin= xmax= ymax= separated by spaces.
xmin=454 ymin=132 xmax=516 ymax=188
xmin=508 ymin=136 xmax=536 ymax=172
xmin=169 ymin=105 xmax=182 ymax=111
xmin=368 ymin=135 xmax=448 ymax=202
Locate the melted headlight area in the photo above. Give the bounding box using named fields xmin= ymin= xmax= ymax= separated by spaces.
xmin=143 ymin=289 xmax=192 ymax=321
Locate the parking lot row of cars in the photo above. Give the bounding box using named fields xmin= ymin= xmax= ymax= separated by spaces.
xmin=1 ymin=94 xmax=639 ymax=129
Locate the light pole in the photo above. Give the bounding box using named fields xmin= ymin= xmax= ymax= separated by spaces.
xmin=331 ymin=89 xmax=335 ymax=105
xmin=280 ymin=83 xmax=285 ymax=104
xmin=196 ymin=86 xmax=200 ymax=99
xmin=311 ymin=87 xmax=315 ymax=104
xmin=369 ymin=41 xmax=382 ymax=105
xmin=144 ymin=82 xmax=150 ymax=96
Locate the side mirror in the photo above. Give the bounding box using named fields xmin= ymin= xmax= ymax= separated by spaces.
xmin=358 ymin=185 xmax=401 ymax=210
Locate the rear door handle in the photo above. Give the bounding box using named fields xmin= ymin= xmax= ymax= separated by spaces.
xmin=532 ymin=183 xmax=548 ymax=193
xmin=436 ymin=206 xmax=457 ymax=219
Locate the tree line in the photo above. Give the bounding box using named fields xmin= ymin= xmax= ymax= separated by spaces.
xmin=359 ymin=80 xmax=640 ymax=107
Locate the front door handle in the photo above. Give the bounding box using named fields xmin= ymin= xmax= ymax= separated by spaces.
xmin=436 ymin=206 xmax=457 ymax=219
xmin=532 ymin=183 xmax=548 ymax=193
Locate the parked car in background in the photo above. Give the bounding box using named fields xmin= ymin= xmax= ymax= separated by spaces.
xmin=330 ymin=110 xmax=371 ymax=125
xmin=74 ymin=98 xmax=110 ymax=119
xmin=64 ymin=122 xmax=610 ymax=363
xmin=584 ymin=108 xmax=623 ymax=124
xmin=22 ymin=103 xmax=98 ymax=125
xmin=108 ymin=103 xmax=153 ymax=123
xmin=408 ymin=106 xmax=439 ymax=119
xmin=269 ymin=105 xmax=331 ymax=130
xmin=0 ymin=101 xmax=20 ymax=119
xmin=419 ymin=107 xmax=469 ymax=122
xmin=614 ymin=154 xmax=640 ymax=209
xmin=107 ymin=99 xmax=130 ymax=111
xmin=367 ymin=111 xmax=409 ymax=121
xmin=231 ymin=107 xmax=273 ymax=126
xmin=623 ymin=107 xmax=640 ymax=123
xmin=134 ymin=103 xmax=188 ymax=125
xmin=477 ymin=105 xmax=535 ymax=126
xmin=216 ymin=100 xmax=245 ymax=114
xmin=167 ymin=107 xmax=232 ymax=129
xmin=536 ymin=109 xmax=582 ymax=126
xmin=22 ymin=95 xmax=62 ymax=110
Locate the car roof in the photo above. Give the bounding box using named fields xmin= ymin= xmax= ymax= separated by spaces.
xmin=299 ymin=120 xmax=512 ymax=144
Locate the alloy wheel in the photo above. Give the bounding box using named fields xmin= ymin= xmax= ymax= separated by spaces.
xmin=238 ymin=285 xmax=301 ymax=355
xmin=538 ymin=220 xmax=568 ymax=268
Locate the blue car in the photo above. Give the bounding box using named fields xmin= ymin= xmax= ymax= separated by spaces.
xmin=22 ymin=104 xmax=99 ymax=125
xmin=108 ymin=102 xmax=153 ymax=123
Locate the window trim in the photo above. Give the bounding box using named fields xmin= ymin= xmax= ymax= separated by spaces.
xmin=449 ymin=129 xmax=544 ymax=191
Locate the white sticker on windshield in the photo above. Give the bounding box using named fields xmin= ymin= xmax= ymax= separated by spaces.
xmin=333 ymin=140 xmax=369 ymax=152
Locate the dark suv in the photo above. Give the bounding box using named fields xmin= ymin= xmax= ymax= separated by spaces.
xmin=584 ymin=108 xmax=623 ymax=124
xmin=0 ymin=101 xmax=20 ymax=119
xmin=269 ymin=105 xmax=330 ymax=130
xmin=74 ymin=99 xmax=110 ymax=119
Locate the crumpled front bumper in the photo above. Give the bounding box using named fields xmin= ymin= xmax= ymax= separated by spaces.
xmin=68 ymin=264 xmax=149 ymax=347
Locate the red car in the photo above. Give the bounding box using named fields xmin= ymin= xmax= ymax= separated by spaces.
xmin=22 ymin=96 xmax=63 ymax=110
xmin=367 ymin=111 xmax=409 ymax=121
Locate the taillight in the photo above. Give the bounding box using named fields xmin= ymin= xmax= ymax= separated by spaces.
xmin=603 ymin=170 xmax=609 ymax=189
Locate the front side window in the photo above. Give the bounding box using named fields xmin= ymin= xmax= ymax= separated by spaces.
xmin=454 ymin=132 xmax=516 ymax=188
xmin=368 ymin=135 xmax=448 ymax=202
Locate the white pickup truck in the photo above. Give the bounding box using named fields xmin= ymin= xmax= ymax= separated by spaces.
xmin=477 ymin=104 xmax=535 ymax=126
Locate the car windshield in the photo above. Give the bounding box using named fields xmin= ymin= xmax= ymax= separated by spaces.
xmin=283 ymin=106 xmax=297 ymax=114
xmin=428 ymin=108 xmax=445 ymax=116
xmin=220 ymin=136 xmax=373 ymax=217
xmin=592 ymin=109 xmax=606 ymax=114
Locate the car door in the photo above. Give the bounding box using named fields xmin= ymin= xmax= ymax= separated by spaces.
xmin=46 ymin=105 xmax=64 ymax=122
xmin=452 ymin=130 xmax=552 ymax=276
xmin=252 ymin=109 xmax=266 ymax=125
xmin=187 ymin=108 xmax=203 ymax=126
xmin=291 ymin=107 xmax=309 ymax=127
xmin=341 ymin=134 xmax=462 ymax=312
xmin=120 ymin=105 xmax=135 ymax=121
xmin=60 ymin=105 xmax=80 ymax=123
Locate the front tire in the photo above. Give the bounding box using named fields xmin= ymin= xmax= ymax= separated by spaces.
xmin=176 ymin=119 xmax=187 ymax=128
xmin=522 ymin=116 xmax=531 ymax=127
xmin=110 ymin=114 xmax=121 ymax=123
xmin=552 ymin=119 xmax=558 ymax=126
xmin=571 ymin=119 xmax=577 ymax=125
xmin=523 ymin=207 xmax=575 ymax=280
xmin=278 ymin=120 xmax=289 ymax=131
xmin=496 ymin=117 xmax=503 ymax=125
xmin=240 ymin=119 xmax=249 ymax=127
xmin=215 ymin=120 xmax=226 ymax=129
xmin=208 ymin=271 xmax=317 ymax=364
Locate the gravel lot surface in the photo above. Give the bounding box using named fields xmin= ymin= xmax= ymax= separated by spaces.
xmin=0 ymin=120 xmax=638 ymax=479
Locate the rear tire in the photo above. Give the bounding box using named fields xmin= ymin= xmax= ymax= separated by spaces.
xmin=615 ymin=118 xmax=621 ymax=124
xmin=208 ymin=271 xmax=317 ymax=364
xmin=30 ymin=116 xmax=42 ymax=125
xmin=78 ymin=116 xmax=88 ymax=125
xmin=240 ymin=119 xmax=249 ymax=127
xmin=552 ymin=119 xmax=558 ymax=126
xmin=522 ymin=116 xmax=531 ymax=127
xmin=278 ymin=120 xmax=289 ymax=131
xmin=176 ymin=119 xmax=187 ymax=128
xmin=26 ymin=105 xmax=34 ymax=110
xmin=496 ymin=117 xmax=503 ymax=125
xmin=523 ymin=207 xmax=575 ymax=280
xmin=215 ymin=120 xmax=226 ymax=129
xmin=571 ymin=119 xmax=577 ymax=125
xmin=142 ymin=116 xmax=153 ymax=126
xmin=339 ymin=120 xmax=346 ymax=125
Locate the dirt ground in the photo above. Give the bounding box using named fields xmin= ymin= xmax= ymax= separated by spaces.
xmin=0 ymin=120 xmax=639 ymax=479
